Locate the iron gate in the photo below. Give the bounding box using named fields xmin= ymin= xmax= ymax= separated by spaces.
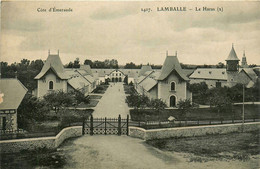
xmin=83 ymin=115 xmax=129 ymax=136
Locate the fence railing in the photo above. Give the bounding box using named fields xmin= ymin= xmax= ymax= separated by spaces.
xmin=0 ymin=122 xmax=82 ymax=140
xmin=129 ymin=118 xmax=260 ymax=129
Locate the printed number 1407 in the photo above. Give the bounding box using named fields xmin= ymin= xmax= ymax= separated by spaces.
xmin=141 ymin=8 xmax=152 ymax=12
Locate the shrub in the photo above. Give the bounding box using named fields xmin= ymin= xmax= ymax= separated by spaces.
xmin=43 ymin=90 xmax=75 ymax=113
xmin=177 ymin=99 xmax=192 ymax=120
xmin=18 ymin=94 xmax=49 ymax=129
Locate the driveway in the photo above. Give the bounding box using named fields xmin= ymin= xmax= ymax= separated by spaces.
xmin=93 ymin=82 xmax=129 ymax=118
xmin=59 ymin=135 xmax=253 ymax=169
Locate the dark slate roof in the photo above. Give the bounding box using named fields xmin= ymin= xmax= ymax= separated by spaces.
xmin=158 ymin=56 xmax=189 ymax=81
xmin=35 ymin=54 xmax=69 ymax=79
xmin=0 ymin=79 xmax=27 ymax=110
xmin=226 ymin=45 xmax=240 ymax=61
xmin=139 ymin=65 xmax=153 ymax=76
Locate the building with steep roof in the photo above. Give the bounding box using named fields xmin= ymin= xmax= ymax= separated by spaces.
xmin=226 ymin=44 xmax=240 ymax=72
xmin=0 ymin=78 xmax=27 ymax=131
xmin=241 ymin=51 xmax=249 ymax=68
xmin=34 ymin=51 xmax=97 ymax=97
xmin=157 ymin=54 xmax=192 ymax=107
xmin=135 ymin=53 xmax=192 ymax=107
xmin=189 ymin=45 xmax=258 ymax=88
xmin=35 ymin=51 xmax=69 ymax=98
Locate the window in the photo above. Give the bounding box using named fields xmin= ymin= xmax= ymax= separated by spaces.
xmin=170 ymin=81 xmax=176 ymax=91
xmin=49 ymin=81 xmax=54 ymax=90
xmin=216 ymin=82 xmax=221 ymax=88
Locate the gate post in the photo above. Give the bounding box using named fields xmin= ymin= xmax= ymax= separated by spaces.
xmin=118 ymin=115 xmax=121 ymax=136
xmin=127 ymin=115 xmax=129 ymax=136
xmin=90 ymin=115 xmax=94 ymax=136
xmin=82 ymin=117 xmax=85 ymax=135
xmin=105 ymin=117 xmax=107 ymax=135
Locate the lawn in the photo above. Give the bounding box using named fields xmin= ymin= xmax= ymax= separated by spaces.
xmin=0 ymin=147 xmax=66 ymax=168
xmin=89 ymin=95 xmax=102 ymax=99
xmin=3 ymin=109 xmax=94 ymax=140
xmin=92 ymin=85 xmax=109 ymax=94
xmin=147 ymin=130 xmax=260 ymax=162
xmin=130 ymin=104 xmax=260 ymax=122
xmin=76 ymin=100 xmax=99 ymax=107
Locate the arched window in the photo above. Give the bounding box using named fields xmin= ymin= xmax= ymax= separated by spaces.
xmin=49 ymin=81 xmax=54 ymax=90
xmin=171 ymin=81 xmax=176 ymax=91
xmin=170 ymin=95 xmax=176 ymax=107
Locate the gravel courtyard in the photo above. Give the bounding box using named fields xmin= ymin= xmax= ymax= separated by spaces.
xmin=58 ymin=135 xmax=257 ymax=169
xmin=93 ymin=82 xmax=129 ymax=118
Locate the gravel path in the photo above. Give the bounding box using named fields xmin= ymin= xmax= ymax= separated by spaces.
xmin=59 ymin=135 xmax=256 ymax=169
xmin=93 ymin=82 xmax=129 ymax=118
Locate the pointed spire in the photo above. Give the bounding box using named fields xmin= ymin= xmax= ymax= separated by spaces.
xmin=48 ymin=49 xmax=50 ymax=56
xmin=243 ymin=50 xmax=245 ymax=57
xmin=175 ymin=51 xmax=177 ymax=56
xmin=58 ymin=50 xmax=59 ymax=55
xmin=166 ymin=50 xmax=168 ymax=56
xmin=226 ymin=44 xmax=240 ymax=61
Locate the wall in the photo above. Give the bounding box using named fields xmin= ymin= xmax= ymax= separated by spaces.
xmin=158 ymin=72 xmax=187 ymax=107
xmin=148 ymin=85 xmax=158 ymax=100
xmin=37 ymin=70 xmax=67 ymax=98
xmin=129 ymin=122 xmax=260 ymax=140
xmin=189 ymin=78 xmax=228 ymax=88
xmin=0 ymin=126 xmax=82 ymax=153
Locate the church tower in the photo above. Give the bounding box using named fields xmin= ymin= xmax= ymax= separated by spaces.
xmin=226 ymin=44 xmax=240 ymax=71
xmin=241 ymin=51 xmax=248 ymax=68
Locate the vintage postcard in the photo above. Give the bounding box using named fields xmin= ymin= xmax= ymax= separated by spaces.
xmin=0 ymin=0 xmax=259 ymax=169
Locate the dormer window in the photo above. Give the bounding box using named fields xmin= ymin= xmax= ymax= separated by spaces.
xmin=198 ymin=71 xmax=200 ymax=74
xmin=209 ymin=71 xmax=212 ymax=74
xmin=222 ymin=72 xmax=225 ymax=74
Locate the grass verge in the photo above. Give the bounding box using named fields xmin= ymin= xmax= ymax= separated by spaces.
xmin=146 ymin=130 xmax=260 ymax=162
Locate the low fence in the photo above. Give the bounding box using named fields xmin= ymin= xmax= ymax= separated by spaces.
xmin=129 ymin=122 xmax=260 ymax=140
xmin=0 ymin=122 xmax=82 ymax=140
xmin=0 ymin=126 xmax=82 ymax=153
xmin=130 ymin=118 xmax=260 ymax=129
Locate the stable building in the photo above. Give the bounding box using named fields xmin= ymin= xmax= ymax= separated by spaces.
xmin=0 ymin=79 xmax=27 ymax=131
xmin=189 ymin=45 xmax=258 ymax=88
xmin=34 ymin=51 xmax=96 ymax=98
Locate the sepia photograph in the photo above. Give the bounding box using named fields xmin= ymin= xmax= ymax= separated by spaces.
xmin=0 ymin=0 xmax=259 ymax=168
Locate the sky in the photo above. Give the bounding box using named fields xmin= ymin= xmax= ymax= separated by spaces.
xmin=1 ymin=1 xmax=260 ymax=66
